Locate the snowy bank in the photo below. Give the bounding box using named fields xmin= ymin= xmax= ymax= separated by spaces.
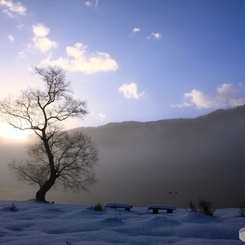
xmin=0 ymin=200 xmax=244 ymax=245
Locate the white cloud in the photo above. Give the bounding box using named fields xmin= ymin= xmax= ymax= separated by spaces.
xmin=40 ymin=42 xmax=118 ymax=74
xmin=130 ymin=27 xmax=141 ymax=37
xmin=31 ymin=23 xmax=58 ymax=53
xmin=0 ymin=0 xmax=27 ymax=17
xmin=184 ymin=89 xmax=218 ymax=109
xmin=99 ymin=113 xmax=106 ymax=118
xmin=33 ymin=37 xmax=58 ymax=52
xmin=32 ymin=23 xmax=49 ymax=37
xmin=133 ymin=27 xmax=140 ymax=33
xmin=216 ymin=83 xmax=238 ymax=100
xmin=84 ymin=1 xmax=92 ymax=6
xmin=171 ymin=83 xmax=245 ymax=109
xmin=147 ymin=32 xmax=161 ymax=39
xmin=119 ymin=83 xmax=144 ymax=99
xmin=8 ymin=34 xmax=14 ymax=42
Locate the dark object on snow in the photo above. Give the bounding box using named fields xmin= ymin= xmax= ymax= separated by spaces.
xmin=104 ymin=203 xmax=133 ymax=211
xmin=10 ymin=203 xmax=18 ymax=211
xmin=147 ymin=204 xmax=176 ymax=214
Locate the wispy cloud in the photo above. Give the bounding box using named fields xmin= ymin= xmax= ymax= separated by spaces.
xmin=147 ymin=32 xmax=161 ymax=39
xmin=17 ymin=23 xmax=24 ymax=29
xmin=84 ymin=0 xmax=98 ymax=9
xmin=171 ymin=83 xmax=245 ymax=109
xmin=84 ymin=1 xmax=92 ymax=6
xmin=129 ymin=27 xmax=140 ymax=37
xmin=8 ymin=34 xmax=14 ymax=42
xmin=40 ymin=42 xmax=118 ymax=74
xmin=133 ymin=28 xmax=140 ymax=33
xmin=18 ymin=51 xmax=26 ymax=58
xmin=0 ymin=0 xmax=27 ymax=18
xmin=31 ymin=23 xmax=58 ymax=53
xmin=95 ymin=0 xmax=99 ymax=9
xmin=99 ymin=113 xmax=106 ymax=118
xmin=171 ymin=102 xmax=192 ymax=108
xmin=119 ymin=83 xmax=144 ymax=99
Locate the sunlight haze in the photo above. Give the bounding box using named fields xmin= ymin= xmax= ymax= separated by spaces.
xmin=0 ymin=123 xmax=32 ymax=140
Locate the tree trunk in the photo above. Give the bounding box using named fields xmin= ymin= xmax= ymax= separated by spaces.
xmin=35 ymin=176 xmax=56 ymax=202
xmin=36 ymin=133 xmax=56 ymax=202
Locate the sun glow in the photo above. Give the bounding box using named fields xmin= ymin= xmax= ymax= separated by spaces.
xmin=0 ymin=123 xmax=32 ymax=140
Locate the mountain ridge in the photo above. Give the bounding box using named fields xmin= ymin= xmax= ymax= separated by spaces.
xmin=64 ymin=105 xmax=245 ymax=207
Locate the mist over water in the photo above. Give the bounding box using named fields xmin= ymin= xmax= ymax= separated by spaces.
xmin=1 ymin=106 xmax=245 ymax=208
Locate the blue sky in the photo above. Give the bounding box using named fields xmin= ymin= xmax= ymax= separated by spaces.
xmin=1 ymin=0 xmax=245 ymax=137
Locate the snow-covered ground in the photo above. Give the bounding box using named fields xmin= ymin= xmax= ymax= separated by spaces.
xmin=0 ymin=199 xmax=244 ymax=245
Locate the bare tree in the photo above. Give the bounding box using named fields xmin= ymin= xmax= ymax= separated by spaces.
xmin=9 ymin=131 xmax=98 ymax=200
xmin=0 ymin=66 xmax=98 ymax=202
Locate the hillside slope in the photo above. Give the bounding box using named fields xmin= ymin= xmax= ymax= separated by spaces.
xmin=70 ymin=105 xmax=245 ymax=207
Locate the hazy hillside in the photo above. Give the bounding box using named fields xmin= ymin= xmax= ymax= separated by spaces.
xmin=70 ymin=105 xmax=245 ymax=208
xmin=1 ymin=105 xmax=245 ymax=208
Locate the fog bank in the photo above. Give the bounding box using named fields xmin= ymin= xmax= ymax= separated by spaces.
xmin=1 ymin=106 xmax=245 ymax=208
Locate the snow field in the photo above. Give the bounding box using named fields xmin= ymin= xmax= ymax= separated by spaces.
xmin=0 ymin=199 xmax=244 ymax=245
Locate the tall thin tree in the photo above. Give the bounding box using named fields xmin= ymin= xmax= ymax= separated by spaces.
xmin=0 ymin=66 xmax=98 ymax=202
